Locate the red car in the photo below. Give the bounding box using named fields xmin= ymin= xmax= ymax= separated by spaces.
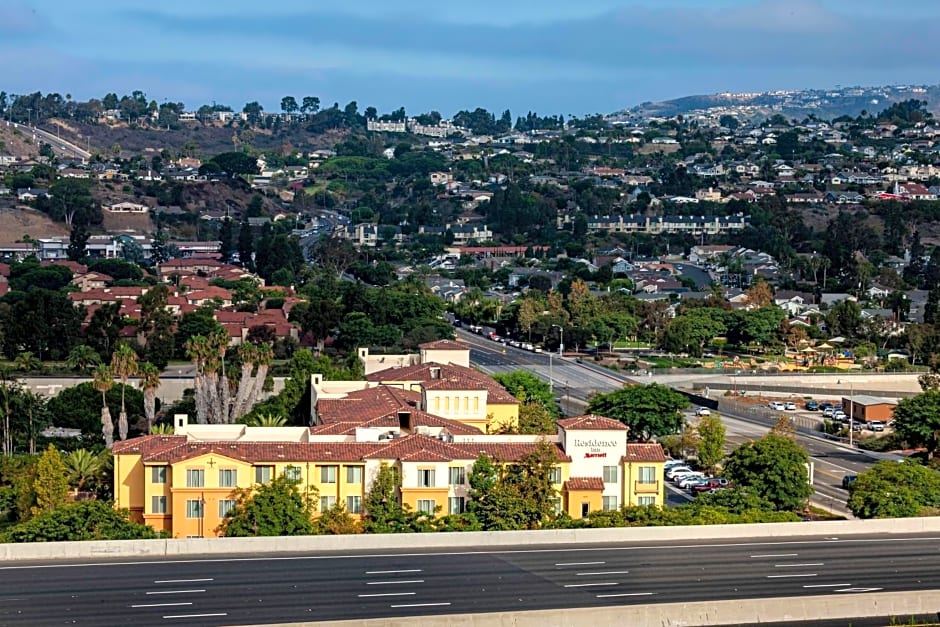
xmin=693 ymin=478 xmax=730 ymax=493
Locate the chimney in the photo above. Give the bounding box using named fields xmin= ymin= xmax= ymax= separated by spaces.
xmin=174 ymin=413 xmax=188 ymax=435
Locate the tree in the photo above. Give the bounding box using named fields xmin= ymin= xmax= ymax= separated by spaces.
xmin=66 ymin=344 xmax=101 ymax=373
xmin=110 ymin=343 xmax=139 ymax=441
xmin=31 ymin=445 xmax=69 ymax=517
xmin=891 ymin=389 xmax=940 ymax=459
xmin=219 ymin=218 xmax=235 ymax=263
xmin=301 ymin=96 xmax=320 ymax=115
xmin=138 ymin=362 xmax=161 ymax=433
xmin=280 ymin=96 xmax=298 ymax=117
xmin=67 ymin=222 xmax=89 ymax=261
xmin=696 ymin=414 xmax=726 ymax=474
xmin=847 ymin=460 xmax=940 ymax=519
xmin=492 ymin=370 xmax=557 ymax=415
xmin=208 ymin=152 xmax=259 ymax=176
xmin=64 ymin=448 xmax=104 ymax=493
xmin=362 ymin=463 xmax=412 ymax=533
xmin=13 ymin=352 xmax=40 ymax=373
xmin=313 ymin=503 xmax=360 ymax=535
xmin=4 ymin=501 xmax=161 ymax=542
xmin=744 ymin=281 xmax=774 ymax=308
xmin=237 ymin=220 xmax=254 ymax=271
xmin=218 ymin=474 xmax=316 ymax=537
xmin=723 ymin=434 xmax=812 ymax=511
xmin=92 ymin=365 xmax=114 ymax=448
xmin=516 ymin=402 xmax=558 ymax=435
xmin=587 ymin=384 xmax=688 ymax=441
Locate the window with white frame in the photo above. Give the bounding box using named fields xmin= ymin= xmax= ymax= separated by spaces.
xmin=150 ymin=466 xmax=167 ymax=484
xmin=448 ymin=467 xmax=466 ymax=485
xmin=151 ymin=495 xmax=167 ymax=514
xmin=418 ymin=469 xmax=435 ymax=487
xmin=602 ymin=466 xmax=618 ymax=483
xmin=416 ymin=499 xmax=436 ymax=515
xmin=320 ymin=495 xmax=337 ymax=511
xmin=218 ymin=499 xmax=237 ymax=518
xmin=255 ymin=465 xmax=273 ymax=484
xmin=448 ymin=496 xmax=465 ymax=515
xmin=638 ymin=496 xmax=656 ymax=506
xmin=549 ymin=467 xmax=562 ymax=484
xmin=320 ymin=465 xmax=337 ymax=484
xmin=283 ymin=465 xmax=302 ymax=482
xmin=638 ymin=466 xmax=656 ymax=484
xmin=346 ymin=466 xmax=363 ymax=484
xmin=185 ymin=469 xmax=204 ymax=488
xmin=346 ymin=495 xmax=362 ymax=514
xmin=218 ymin=468 xmax=237 ymax=488
xmin=185 ymin=499 xmax=204 ymax=519
xmin=602 ymin=496 xmax=618 ymax=511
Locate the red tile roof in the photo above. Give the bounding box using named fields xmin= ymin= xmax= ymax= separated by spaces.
xmin=622 ymin=443 xmax=667 ymax=463
xmin=419 ymin=340 xmax=467 ymax=351
xmin=367 ymin=362 xmax=519 ymax=405
xmin=557 ymin=415 xmax=628 ymax=431
xmin=564 ymin=477 xmax=604 ymax=491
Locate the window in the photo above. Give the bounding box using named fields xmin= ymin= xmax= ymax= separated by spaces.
xmin=185 ymin=469 xmax=204 ymax=488
xmin=549 ymin=467 xmax=562 ymax=484
xmin=185 ymin=499 xmax=204 ymax=519
xmin=151 ymin=496 xmax=167 ymax=514
xmin=448 ymin=467 xmax=466 ymax=485
xmin=473 ymin=397 xmax=479 ymax=412
xmin=346 ymin=496 xmax=362 ymax=514
xmin=150 ymin=467 xmax=167 ymax=484
xmin=346 ymin=466 xmax=363 ymax=484
xmin=551 ymin=497 xmax=562 ymax=514
xmin=448 ymin=497 xmax=465 ymax=515
xmin=218 ymin=499 xmax=236 ymax=518
xmin=638 ymin=466 xmax=656 ymax=484
xmin=638 ymin=496 xmax=656 ymax=506
xmin=418 ymin=469 xmax=435 ymax=487
xmin=602 ymin=496 xmax=618 ymax=511
xmin=320 ymin=465 xmax=337 ymax=484
xmin=284 ymin=465 xmax=302 ymax=482
xmin=463 ymin=396 xmax=469 ymax=412
xmin=444 ymin=397 xmax=450 ymax=411
xmin=255 ymin=465 xmax=273 ymax=484
xmin=603 ymin=466 xmax=618 ymax=484
xmin=218 ymin=469 xmax=237 ymax=488
xmin=320 ymin=496 xmax=336 ymax=511
xmin=416 ymin=499 xmax=436 ymax=515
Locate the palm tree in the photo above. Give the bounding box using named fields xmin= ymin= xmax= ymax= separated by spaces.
xmin=110 ymin=343 xmax=139 ymax=441
xmin=93 ymin=364 xmax=114 ymax=448
xmin=244 ymin=412 xmax=287 ymax=427
xmin=64 ymin=449 xmax=102 ymax=493
xmin=13 ymin=352 xmax=40 ymax=373
xmin=150 ymin=423 xmax=175 ymax=435
xmin=138 ymin=362 xmax=161 ymax=434
xmin=66 ymin=344 xmax=101 ymax=373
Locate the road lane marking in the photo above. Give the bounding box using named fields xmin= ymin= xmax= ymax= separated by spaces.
xmin=145 ymin=589 xmax=206 ymax=595
xmin=556 ymin=561 xmax=605 ymax=566
xmin=836 ymin=587 xmax=884 ymax=592
xmin=358 ymin=592 xmax=416 ymax=598
xmin=804 ymin=584 xmax=852 ymax=588
xmin=596 ymin=592 xmax=655 ymax=598
xmin=564 ymin=582 xmax=619 ymax=587
xmin=366 ymin=580 xmax=424 ymax=585
xmin=153 ymin=579 xmax=213 ymax=584
xmin=767 ymin=574 xmax=817 ymax=578
xmin=390 ymin=602 xmax=452 ymax=608
xmin=131 ymin=603 xmax=193 ymax=608
xmin=576 ymin=571 xmax=630 ymax=576
xmin=365 ymin=569 xmax=422 ymax=574
xmin=775 ymin=563 xmax=824 ymax=568
xmin=751 ymin=554 xmax=798 ymax=558
xmin=163 ymin=613 xmax=228 ymax=619
xmin=5 ymin=536 xmax=939 ymax=570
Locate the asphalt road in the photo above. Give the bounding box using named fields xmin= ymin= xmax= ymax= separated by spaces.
xmin=1 ymin=534 xmax=937 ymax=626
xmin=5 ymin=121 xmax=91 ymax=160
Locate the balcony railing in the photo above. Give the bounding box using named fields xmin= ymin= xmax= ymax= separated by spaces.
xmin=634 ymin=480 xmax=660 ymax=494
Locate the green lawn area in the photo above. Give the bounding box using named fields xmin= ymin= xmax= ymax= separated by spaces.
xmin=612 ymin=341 xmax=653 ymax=349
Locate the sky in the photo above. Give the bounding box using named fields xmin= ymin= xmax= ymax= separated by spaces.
xmin=1 ymin=0 xmax=939 ymax=117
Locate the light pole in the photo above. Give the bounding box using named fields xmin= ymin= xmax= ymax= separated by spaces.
xmin=549 ymin=351 xmax=554 ymax=393
xmin=838 ymin=378 xmax=854 ymax=447
xmin=551 ymin=324 xmax=564 ymax=356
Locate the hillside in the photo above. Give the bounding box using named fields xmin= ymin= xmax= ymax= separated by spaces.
xmin=621 ymin=84 xmax=940 ymax=121
xmin=0 ymin=206 xmax=69 ymax=240
xmin=0 ymin=124 xmax=41 ymax=158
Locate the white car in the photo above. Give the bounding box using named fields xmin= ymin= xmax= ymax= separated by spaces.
xmin=696 ymin=407 xmax=711 ymax=416
xmin=676 ymin=473 xmax=707 ymax=488
xmin=784 ymin=402 xmax=796 ymax=411
xmin=666 ymin=465 xmax=694 ymax=480
xmin=670 ymin=469 xmax=701 ymax=483
xmin=768 ymin=401 xmax=786 ymax=411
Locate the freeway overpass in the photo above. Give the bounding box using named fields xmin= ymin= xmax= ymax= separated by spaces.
xmin=1 ymin=531 xmax=938 ymax=625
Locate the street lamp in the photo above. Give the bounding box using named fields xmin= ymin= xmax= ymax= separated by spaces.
xmin=551 ymin=324 xmax=564 ymax=356
xmin=838 ymin=378 xmax=854 ymax=447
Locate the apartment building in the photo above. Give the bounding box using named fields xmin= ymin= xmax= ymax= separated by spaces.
xmin=113 ymin=414 xmax=665 ymax=538
xmin=587 ymin=213 xmax=749 ymax=235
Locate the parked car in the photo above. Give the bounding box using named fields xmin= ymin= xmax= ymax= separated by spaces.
xmin=822 ymin=407 xmax=835 ymax=418
xmin=696 ymin=407 xmax=711 ymax=416
xmin=768 ymin=401 xmax=786 ymax=411
xmin=693 ymin=478 xmax=731 ymax=493
xmin=805 ymin=400 xmax=819 ymax=411
xmin=784 ymin=402 xmax=796 ymax=411
xmin=842 ymin=474 xmax=857 ymax=490
xmin=676 ymin=473 xmax=708 ymax=488
xmin=683 ymin=476 xmax=712 ymax=491
xmin=851 ymin=422 xmax=863 ymax=432
xmin=833 ymin=410 xmax=847 ymax=421
xmin=666 ymin=466 xmax=695 ymax=480
xmin=664 ymin=459 xmax=687 ymax=469
xmin=819 ymin=402 xmax=833 ymax=411
xmin=868 ymin=420 xmax=885 ymax=432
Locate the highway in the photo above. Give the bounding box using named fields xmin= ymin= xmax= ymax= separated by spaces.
xmin=4 ymin=121 xmax=91 ymax=161
xmin=459 ymin=329 xmax=889 ymax=515
xmin=0 ymin=534 xmax=937 ymax=625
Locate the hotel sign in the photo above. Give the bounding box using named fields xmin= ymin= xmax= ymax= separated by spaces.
xmin=573 ymin=439 xmax=620 ymax=460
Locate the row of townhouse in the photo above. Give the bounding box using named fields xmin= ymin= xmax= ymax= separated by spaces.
xmin=587 ymin=213 xmax=749 ymax=235
xmin=114 ymin=414 xmax=665 ymax=538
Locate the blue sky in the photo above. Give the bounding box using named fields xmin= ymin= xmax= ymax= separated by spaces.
xmin=2 ymin=0 xmax=939 ymax=116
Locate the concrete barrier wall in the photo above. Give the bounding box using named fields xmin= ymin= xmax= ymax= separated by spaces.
xmin=4 ymin=516 xmax=940 ymax=561
xmin=269 ymin=591 xmax=940 ymax=627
